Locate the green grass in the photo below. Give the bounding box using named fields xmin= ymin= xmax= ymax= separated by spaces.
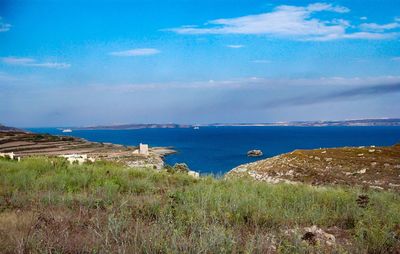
xmin=0 ymin=157 xmax=399 ymax=253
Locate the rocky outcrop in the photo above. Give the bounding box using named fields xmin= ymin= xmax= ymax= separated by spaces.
xmin=228 ymin=144 xmax=400 ymax=191
xmin=247 ymin=149 xmax=263 ymax=157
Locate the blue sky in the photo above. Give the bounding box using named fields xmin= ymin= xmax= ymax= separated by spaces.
xmin=0 ymin=0 xmax=400 ymax=127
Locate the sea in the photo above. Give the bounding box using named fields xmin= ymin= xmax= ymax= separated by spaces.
xmin=28 ymin=126 xmax=400 ymax=175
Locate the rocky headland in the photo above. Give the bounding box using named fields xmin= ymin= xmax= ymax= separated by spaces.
xmin=228 ymin=144 xmax=400 ymax=191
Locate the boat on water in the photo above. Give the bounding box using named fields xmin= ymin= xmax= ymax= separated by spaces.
xmin=62 ymin=129 xmax=72 ymax=133
xmin=193 ymin=126 xmax=200 ymax=130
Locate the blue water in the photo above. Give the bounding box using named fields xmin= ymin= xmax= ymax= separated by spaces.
xmin=27 ymin=127 xmax=400 ymax=175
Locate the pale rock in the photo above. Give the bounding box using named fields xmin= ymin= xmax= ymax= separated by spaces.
xmin=302 ymin=225 xmax=336 ymax=246
xmin=188 ymin=170 xmax=200 ymax=178
xmin=370 ymin=185 xmax=384 ymax=190
xmin=357 ymin=168 xmax=367 ymax=174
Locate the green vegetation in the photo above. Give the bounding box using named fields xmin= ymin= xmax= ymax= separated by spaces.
xmin=165 ymin=162 xmax=190 ymax=174
xmin=0 ymin=157 xmax=399 ymax=253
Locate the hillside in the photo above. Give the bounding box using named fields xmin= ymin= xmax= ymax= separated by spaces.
xmin=0 ymin=131 xmax=174 ymax=169
xmin=1 ymin=157 xmax=399 ymax=253
xmin=77 ymin=123 xmax=191 ymax=130
xmin=228 ymin=144 xmax=400 ymax=191
xmin=0 ymin=124 xmax=26 ymax=133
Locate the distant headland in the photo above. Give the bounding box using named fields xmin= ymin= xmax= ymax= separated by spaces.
xmin=74 ymin=118 xmax=400 ymax=130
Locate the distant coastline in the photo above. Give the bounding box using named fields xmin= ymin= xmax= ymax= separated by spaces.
xmin=73 ymin=118 xmax=400 ymax=130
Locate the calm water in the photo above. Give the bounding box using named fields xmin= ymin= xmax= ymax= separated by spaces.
xmin=28 ymin=127 xmax=400 ymax=175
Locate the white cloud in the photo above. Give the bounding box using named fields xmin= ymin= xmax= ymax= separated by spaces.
xmin=167 ymin=2 xmax=399 ymax=41
xmin=1 ymin=57 xmax=71 ymax=69
xmin=360 ymin=22 xmax=400 ymax=32
xmin=392 ymin=57 xmax=400 ymax=61
xmin=226 ymin=44 xmax=245 ymax=48
xmin=305 ymin=3 xmax=349 ymax=13
xmin=109 ymin=48 xmax=160 ymax=56
xmin=0 ymin=17 xmax=11 ymax=32
xmin=311 ymin=31 xmax=398 ymax=41
xmin=360 ymin=17 xmax=368 ymax=21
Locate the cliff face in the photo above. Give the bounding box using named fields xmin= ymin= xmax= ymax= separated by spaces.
xmin=227 ymin=144 xmax=400 ymax=191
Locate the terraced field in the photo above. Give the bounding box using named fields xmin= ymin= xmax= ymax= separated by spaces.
xmin=0 ymin=131 xmax=174 ymax=169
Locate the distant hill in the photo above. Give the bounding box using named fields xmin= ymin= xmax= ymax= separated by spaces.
xmin=76 ymin=123 xmax=192 ymax=130
xmin=76 ymin=118 xmax=400 ymax=130
xmin=0 ymin=124 xmax=27 ymax=132
xmin=209 ymin=118 xmax=400 ymax=127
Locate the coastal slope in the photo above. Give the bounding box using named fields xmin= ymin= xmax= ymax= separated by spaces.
xmin=0 ymin=129 xmax=174 ymax=169
xmin=228 ymin=144 xmax=400 ymax=191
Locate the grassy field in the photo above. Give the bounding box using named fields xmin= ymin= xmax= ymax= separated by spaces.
xmin=0 ymin=157 xmax=400 ymax=253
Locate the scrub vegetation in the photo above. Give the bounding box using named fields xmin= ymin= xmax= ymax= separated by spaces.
xmin=1 ymin=157 xmax=399 ymax=253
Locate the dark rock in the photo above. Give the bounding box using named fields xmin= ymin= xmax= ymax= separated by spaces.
xmin=247 ymin=150 xmax=263 ymax=157
xmin=356 ymin=194 xmax=369 ymax=208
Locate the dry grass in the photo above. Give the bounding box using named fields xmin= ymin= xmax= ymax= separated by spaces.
xmin=229 ymin=144 xmax=400 ymax=190
xmin=1 ymin=157 xmax=400 ymax=253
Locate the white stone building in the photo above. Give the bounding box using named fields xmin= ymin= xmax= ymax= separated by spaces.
xmin=133 ymin=143 xmax=149 ymax=156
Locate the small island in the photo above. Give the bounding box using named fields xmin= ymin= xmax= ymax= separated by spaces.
xmin=247 ymin=149 xmax=263 ymax=157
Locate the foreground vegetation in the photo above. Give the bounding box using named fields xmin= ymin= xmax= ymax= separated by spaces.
xmin=0 ymin=157 xmax=399 ymax=253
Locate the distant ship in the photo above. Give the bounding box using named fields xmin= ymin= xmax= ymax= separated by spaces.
xmin=62 ymin=129 xmax=72 ymax=133
xmin=193 ymin=126 xmax=200 ymax=130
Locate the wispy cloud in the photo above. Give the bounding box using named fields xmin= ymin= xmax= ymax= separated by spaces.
xmin=360 ymin=22 xmax=400 ymax=32
xmin=0 ymin=72 xmax=19 ymax=83
xmin=1 ymin=57 xmax=71 ymax=69
xmin=0 ymin=17 xmax=11 ymax=32
xmin=87 ymin=76 xmax=400 ymax=92
xmin=226 ymin=44 xmax=245 ymax=48
xmin=166 ymin=2 xmax=399 ymax=41
xmin=392 ymin=57 xmax=400 ymax=61
xmin=109 ymin=48 xmax=160 ymax=56
xmin=263 ymin=82 xmax=400 ymax=108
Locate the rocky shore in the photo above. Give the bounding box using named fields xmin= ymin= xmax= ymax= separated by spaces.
xmin=228 ymin=144 xmax=400 ymax=191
